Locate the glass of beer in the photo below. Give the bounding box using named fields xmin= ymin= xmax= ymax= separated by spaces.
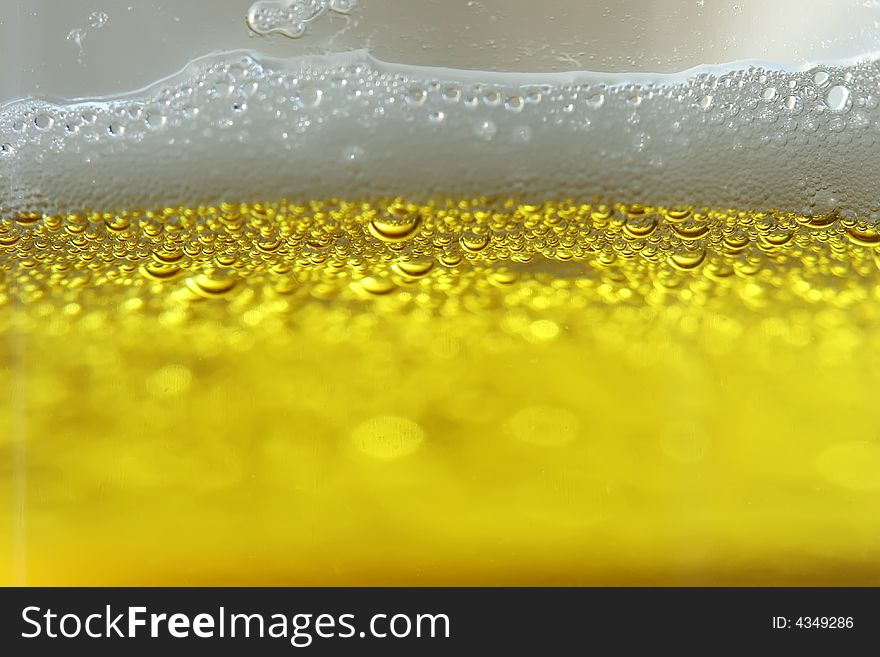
xmin=2 ymin=0 xmax=879 ymax=585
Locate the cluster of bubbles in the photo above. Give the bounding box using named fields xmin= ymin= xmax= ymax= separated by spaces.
xmin=246 ymin=0 xmax=357 ymax=38
xmin=3 ymin=198 xmax=879 ymax=324
xmin=66 ymin=10 xmax=110 ymax=63
xmin=3 ymin=50 xmax=880 ymax=327
xmin=3 ymin=50 xmax=880 ymax=216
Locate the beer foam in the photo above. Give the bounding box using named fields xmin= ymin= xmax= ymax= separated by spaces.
xmin=2 ymin=49 xmax=880 ymax=216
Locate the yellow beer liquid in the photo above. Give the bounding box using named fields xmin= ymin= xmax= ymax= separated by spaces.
xmin=2 ymin=197 xmax=880 ymax=585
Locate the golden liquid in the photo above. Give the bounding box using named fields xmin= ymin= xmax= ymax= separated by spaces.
xmin=2 ymin=198 xmax=880 ymax=585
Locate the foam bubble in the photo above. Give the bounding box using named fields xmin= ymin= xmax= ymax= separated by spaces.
xmin=246 ymin=0 xmax=356 ymax=39
xmin=4 ymin=50 xmax=880 ymax=216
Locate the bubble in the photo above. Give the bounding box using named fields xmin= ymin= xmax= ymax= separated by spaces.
xmin=405 ymin=85 xmax=427 ymax=106
xmin=239 ymin=80 xmax=260 ymax=97
xmin=6 ymin=49 xmax=880 ymax=228
xmin=354 ymin=276 xmax=396 ymax=295
xmin=438 ymin=252 xmax=463 ymax=267
xmin=585 ymin=92 xmax=605 ymax=109
xmin=529 ymin=319 xmax=560 ymax=341
xmin=632 ymin=131 xmax=651 ymax=151
xmin=212 ymin=81 xmax=234 ymax=98
xmin=368 ymin=208 xmax=421 ymax=242
xmin=440 ymin=85 xmax=462 ymax=103
xmin=813 ymin=70 xmax=830 ymax=87
xmin=659 ymin=421 xmax=708 ymax=463
xmin=184 ymin=272 xmax=239 ymax=298
xmin=88 ymin=11 xmax=109 ymax=28
xmin=459 ymin=232 xmax=490 ymax=252
xmin=666 ymin=207 xmax=693 ymax=221
xmin=146 ymin=364 xmax=192 ymax=398
xmin=350 ymin=416 xmax=424 ymax=460
xmin=846 ymin=226 xmax=880 ymax=246
xmin=668 ymin=246 xmax=707 ymax=270
xmin=624 ymin=213 xmax=658 ymax=237
xmin=509 ymin=406 xmax=579 ymax=446
xmin=524 ymin=89 xmax=542 ymax=104
xmin=33 ymin=113 xmax=53 ymax=130
xmin=476 ymin=119 xmax=497 ymax=140
xmin=504 ymin=94 xmax=524 ymax=113
xmin=825 ymin=85 xmax=851 ymax=112
xmin=294 ymin=84 xmax=323 ymax=108
xmin=512 ymin=125 xmax=532 ymax=142
xmin=343 ymin=145 xmax=365 ymax=164
xmin=481 ymin=88 xmax=502 ymax=107
xmin=462 ymin=93 xmax=479 ymax=109
xmin=140 ymin=262 xmax=181 ymax=280
xmin=329 ymin=0 xmax=357 ymax=13
xmin=246 ymin=0 xmax=332 ymax=38
xmin=66 ymin=28 xmax=86 ymax=50
xmin=393 ymin=258 xmax=435 ymax=279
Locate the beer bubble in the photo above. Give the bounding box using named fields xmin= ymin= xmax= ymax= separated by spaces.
xmin=88 ymin=11 xmax=109 ymax=28
xmin=350 ymin=416 xmax=424 ymax=460
xmin=826 ymin=85 xmax=851 ymax=112
xmin=476 ymin=119 xmax=497 ymax=140
xmin=405 ymin=86 xmax=427 ymax=107
xmin=813 ymin=70 xmax=830 ymax=87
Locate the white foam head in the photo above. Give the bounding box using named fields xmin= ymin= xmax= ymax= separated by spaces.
xmin=2 ymin=49 xmax=880 ymax=217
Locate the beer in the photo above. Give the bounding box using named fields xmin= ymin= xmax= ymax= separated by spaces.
xmin=2 ymin=48 xmax=880 ymax=585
